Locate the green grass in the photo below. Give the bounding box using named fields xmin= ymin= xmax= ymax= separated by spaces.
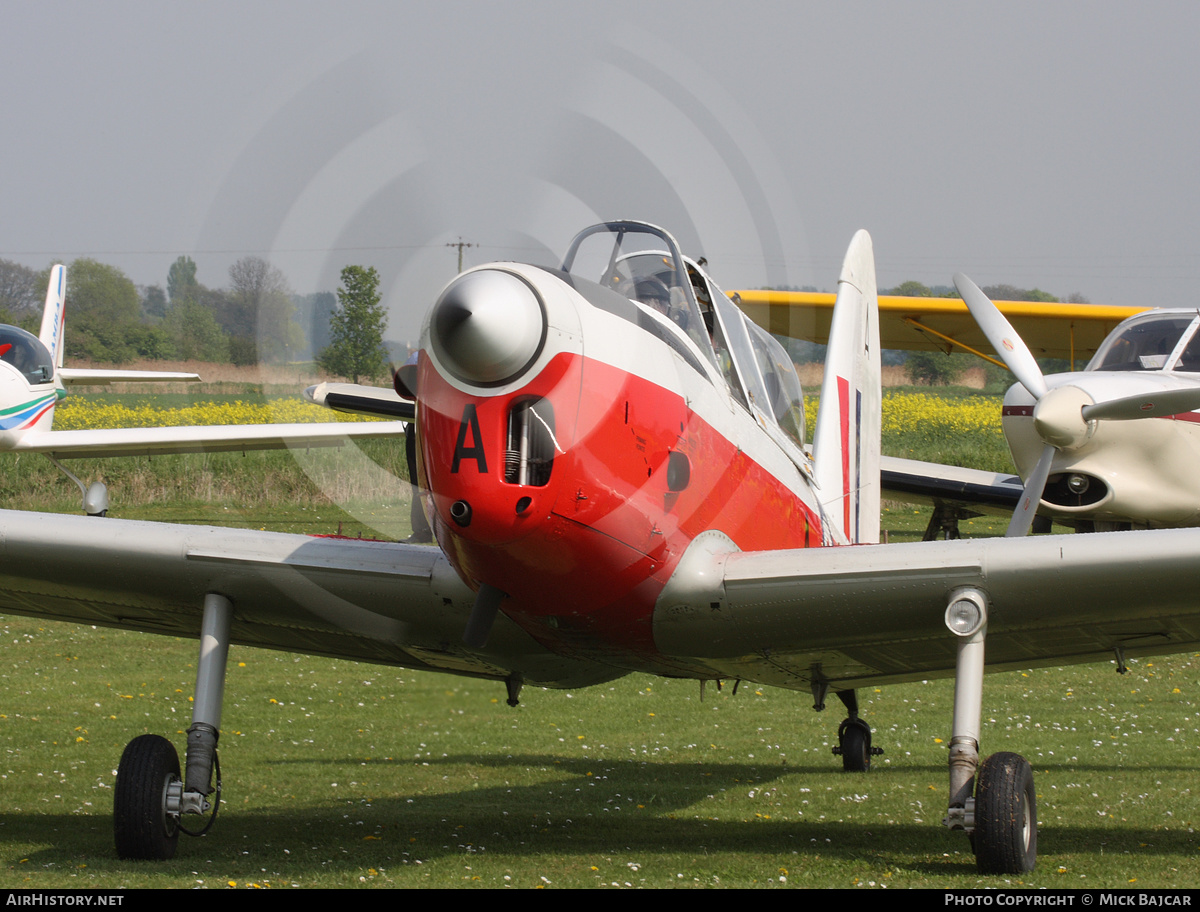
xmin=0 ymin=388 xmax=1196 ymax=888
xmin=3 ymin=605 xmax=1198 ymax=888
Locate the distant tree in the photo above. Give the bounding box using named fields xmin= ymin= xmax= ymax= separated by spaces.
xmin=319 ymin=266 xmax=388 ymax=383
xmin=0 ymin=259 xmax=42 ymax=322
xmin=906 ymin=351 xmax=970 ymax=386
xmin=60 ymin=258 xmax=141 ymax=362
xmin=165 ymin=299 xmax=230 ymax=362
xmin=167 ymin=256 xmax=198 ymax=303
xmin=126 ymin=324 xmax=177 ymax=360
xmin=889 ymin=280 xmax=932 ymax=297
xmin=226 ymin=257 xmax=303 ymax=363
xmin=981 ymin=283 xmax=1059 ymax=304
xmin=140 ymin=284 xmax=169 ymax=321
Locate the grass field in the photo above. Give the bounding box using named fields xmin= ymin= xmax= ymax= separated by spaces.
xmin=0 ymin=381 xmax=1196 ymax=889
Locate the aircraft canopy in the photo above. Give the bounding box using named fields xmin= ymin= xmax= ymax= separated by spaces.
xmin=0 ymin=326 xmax=54 ymax=385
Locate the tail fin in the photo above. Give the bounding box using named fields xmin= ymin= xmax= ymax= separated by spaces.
xmin=38 ymin=264 xmax=66 ymax=370
xmin=811 ymin=230 xmax=881 ymax=545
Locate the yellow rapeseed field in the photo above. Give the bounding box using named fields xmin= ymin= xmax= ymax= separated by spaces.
xmin=879 ymin=391 xmax=1003 ymax=440
xmin=52 ymin=399 xmax=381 ymax=430
xmin=55 ymin=392 xmax=1003 ymax=442
xmin=803 ymin=390 xmax=1003 ymax=440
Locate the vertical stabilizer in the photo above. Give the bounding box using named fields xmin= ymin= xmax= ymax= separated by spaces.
xmin=811 ymin=230 xmax=881 ymax=545
xmin=39 ymin=264 xmax=66 ymax=369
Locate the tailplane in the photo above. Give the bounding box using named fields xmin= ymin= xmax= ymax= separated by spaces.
xmin=38 ymin=264 xmax=66 ymax=370
xmin=36 ymin=264 xmax=201 ymax=387
xmin=811 ymin=230 xmax=881 ymax=545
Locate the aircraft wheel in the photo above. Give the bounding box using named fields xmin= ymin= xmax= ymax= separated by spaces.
xmin=838 ymin=720 xmax=871 ymax=772
xmin=973 ymin=751 xmax=1036 ymax=874
xmin=114 ymin=734 xmax=181 ymax=860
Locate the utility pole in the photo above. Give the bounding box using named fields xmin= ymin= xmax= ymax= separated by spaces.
xmin=445 ymin=237 xmax=476 ymax=273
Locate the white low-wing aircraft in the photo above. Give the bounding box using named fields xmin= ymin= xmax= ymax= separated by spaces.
xmin=4 ymin=223 xmax=1200 ymax=876
xmin=955 ymin=273 xmax=1200 ymax=535
xmin=0 ymin=265 xmax=409 ymax=513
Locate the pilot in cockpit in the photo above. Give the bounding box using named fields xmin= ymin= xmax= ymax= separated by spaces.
xmin=619 ymin=275 xmax=672 ymax=314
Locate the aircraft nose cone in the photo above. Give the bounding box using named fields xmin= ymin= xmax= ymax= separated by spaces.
xmin=1033 ymin=384 xmax=1095 ymax=450
xmin=430 ymin=270 xmax=546 ymax=386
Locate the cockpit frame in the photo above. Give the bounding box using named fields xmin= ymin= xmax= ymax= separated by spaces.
xmin=561 ymin=221 xmax=808 ymax=457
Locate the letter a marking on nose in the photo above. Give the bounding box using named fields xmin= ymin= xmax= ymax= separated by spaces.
xmin=452 ymin=404 xmax=488 ymax=473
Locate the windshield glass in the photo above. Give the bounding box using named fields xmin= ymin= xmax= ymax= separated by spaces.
xmin=746 ymin=321 xmax=806 ymax=448
xmin=0 ymin=326 xmax=54 ymax=384
xmin=1089 ymin=314 xmax=1198 ymax=372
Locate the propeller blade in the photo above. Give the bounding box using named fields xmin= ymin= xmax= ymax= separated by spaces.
xmin=305 ymin=382 xmax=415 ymax=421
xmin=1006 ymin=444 xmax=1054 ymax=537
xmin=394 ymin=361 xmax=419 ymax=400
xmin=1082 ymin=387 xmax=1200 ymax=421
xmin=954 ymin=273 xmax=1049 ymax=400
xmin=463 ymin=583 xmax=507 ymax=648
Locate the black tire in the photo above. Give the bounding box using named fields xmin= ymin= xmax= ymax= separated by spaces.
xmin=114 ymin=734 xmax=181 ymax=860
xmin=973 ymin=751 xmax=1036 ymax=874
xmin=840 ymin=723 xmax=871 ymax=772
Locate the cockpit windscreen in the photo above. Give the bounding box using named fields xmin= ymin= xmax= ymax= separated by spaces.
xmin=1089 ymin=314 xmax=1199 ymax=372
xmin=0 ymin=327 xmax=54 ymax=384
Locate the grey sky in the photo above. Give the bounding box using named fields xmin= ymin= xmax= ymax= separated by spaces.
xmin=2 ymin=1 xmax=1197 ymax=344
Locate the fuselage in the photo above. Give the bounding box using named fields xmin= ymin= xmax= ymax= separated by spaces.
xmin=0 ymin=324 xmax=59 ymax=449
xmin=1002 ymin=308 xmax=1200 ymax=528
xmin=414 ymin=224 xmax=825 ymax=673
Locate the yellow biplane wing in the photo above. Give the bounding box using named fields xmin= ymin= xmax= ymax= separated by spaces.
xmin=731 ymin=290 xmax=1147 ymax=363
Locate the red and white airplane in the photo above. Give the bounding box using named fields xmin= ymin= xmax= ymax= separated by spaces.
xmin=4 ymin=222 xmax=1200 ymax=875
xmin=0 ymin=265 xmax=408 ymax=513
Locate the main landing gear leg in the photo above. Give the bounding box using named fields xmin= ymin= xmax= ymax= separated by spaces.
xmin=831 ymin=689 xmax=881 ymax=772
xmin=942 ymin=588 xmax=1036 ymax=874
xmin=114 ymin=592 xmax=231 ymax=859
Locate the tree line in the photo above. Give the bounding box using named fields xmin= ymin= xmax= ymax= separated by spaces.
xmin=0 ymin=253 xmax=1086 ymax=385
xmin=0 ymin=256 xmax=389 ymax=381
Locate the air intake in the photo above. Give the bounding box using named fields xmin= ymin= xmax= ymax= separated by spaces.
xmin=504 ymin=398 xmax=556 ymax=486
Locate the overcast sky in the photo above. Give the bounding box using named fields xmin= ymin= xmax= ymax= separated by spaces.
xmin=2 ymin=1 xmax=1196 ymax=343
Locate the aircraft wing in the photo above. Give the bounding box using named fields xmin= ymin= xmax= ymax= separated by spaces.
xmin=732 ymin=290 xmax=1146 ymax=361
xmin=655 ymin=527 xmax=1200 ymax=691
xmin=9 ymin=421 xmax=408 ymax=459
xmin=879 ymin=454 xmax=1022 ymax=515
xmin=1 ymin=511 xmax=1199 ymax=696
xmin=0 ymin=509 xmax=619 ymax=689
xmin=57 ymin=368 xmax=201 ymax=385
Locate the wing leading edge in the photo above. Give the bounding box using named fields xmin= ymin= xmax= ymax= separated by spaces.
xmin=4 ymin=510 xmax=1197 ymax=696
xmin=10 ymin=420 xmax=410 ymax=459
xmin=654 ymin=527 xmax=1200 ymax=690
xmin=0 ymin=509 xmax=620 ymax=689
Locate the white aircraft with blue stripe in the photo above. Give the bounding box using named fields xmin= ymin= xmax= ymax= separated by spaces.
xmin=0 ymin=265 xmax=408 ymax=513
